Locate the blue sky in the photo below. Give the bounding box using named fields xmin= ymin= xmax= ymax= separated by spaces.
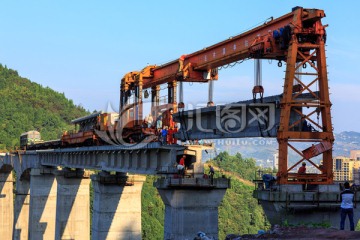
xmin=0 ymin=1 xmax=359 ymax=133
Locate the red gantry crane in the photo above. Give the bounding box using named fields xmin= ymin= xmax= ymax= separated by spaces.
xmin=119 ymin=6 xmax=334 ymax=185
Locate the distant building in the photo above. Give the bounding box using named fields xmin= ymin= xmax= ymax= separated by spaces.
xmin=333 ymin=156 xmax=360 ymax=183
xmin=350 ymin=150 xmax=360 ymax=160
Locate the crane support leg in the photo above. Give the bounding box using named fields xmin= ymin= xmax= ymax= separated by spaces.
xmin=151 ymin=85 xmax=160 ymax=116
xmin=135 ymin=78 xmax=143 ymax=126
xmin=168 ymin=81 xmax=178 ymax=111
xmin=207 ymin=80 xmax=214 ymax=107
xmin=277 ymin=36 xmax=334 ymax=184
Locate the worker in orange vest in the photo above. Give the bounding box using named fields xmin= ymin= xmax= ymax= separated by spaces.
xmin=177 ymin=155 xmax=186 ymax=177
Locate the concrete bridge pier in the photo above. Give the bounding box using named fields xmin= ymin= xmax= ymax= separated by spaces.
xmin=29 ymin=167 xmax=57 ymax=240
xmin=0 ymin=168 xmax=14 ymax=240
xmin=54 ymin=169 xmax=91 ymax=240
xmin=155 ymin=178 xmax=230 ymax=240
xmin=91 ymin=172 xmax=146 ymax=240
xmin=253 ymin=184 xmax=360 ymax=229
xmin=13 ymin=170 xmax=30 ymax=240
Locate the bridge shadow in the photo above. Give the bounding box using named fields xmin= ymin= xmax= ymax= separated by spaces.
xmin=0 ymin=165 xmax=14 ymax=239
xmin=12 ymin=169 xmax=30 ymax=240
xmin=92 ymin=174 xmax=142 ymax=239
xmin=92 ymin=183 xmax=122 ymax=238
xmin=56 ymin=170 xmax=89 ymax=240
xmin=28 ymin=169 xmax=56 ymax=240
xmin=0 ymin=167 xmax=12 ymax=196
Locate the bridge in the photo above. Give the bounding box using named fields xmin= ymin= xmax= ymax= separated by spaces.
xmin=1 ymin=6 xmax=351 ymax=240
xmin=0 ymin=92 xmax=302 ymax=240
xmin=0 ymin=143 xmax=230 ymax=240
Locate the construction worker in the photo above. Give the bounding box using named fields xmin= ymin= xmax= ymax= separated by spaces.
xmin=162 ymin=108 xmax=175 ymax=130
xmin=161 ymin=126 xmax=168 ymax=145
xmin=177 ymin=155 xmax=186 ymax=177
xmin=147 ymin=113 xmax=153 ymax=128
xmin=169 ymin=108 xmax=175 ymax=129
xmin=156 ymin=114 xmax=162 ymax=132
xmin=178 ymin=54 xmax=187 ymax=72
xmin=340 ymin=181 xmax=355 ymax=231
xmin=209 ymin=165 xmax=215 ymax=184
xmin=298 ymin=162 xmax=306 ymax=174
xmin=262 ymin=174 xmax=276 ymax=189
xmin=297 ymin=162 xmax=307 ymax=190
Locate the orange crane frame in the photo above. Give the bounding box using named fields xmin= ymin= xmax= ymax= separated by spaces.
xmin=120 ymin=7 xmax=333 ymax=184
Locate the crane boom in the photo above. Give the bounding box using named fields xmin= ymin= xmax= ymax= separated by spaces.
xmin=124 ymin=7 xmax=325 ymax=89
xmin=147 ymin=11 xmax=294 ymax=85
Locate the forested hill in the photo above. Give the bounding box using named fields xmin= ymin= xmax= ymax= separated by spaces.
xmin=0 ymin=64 xmax=89 ymax=150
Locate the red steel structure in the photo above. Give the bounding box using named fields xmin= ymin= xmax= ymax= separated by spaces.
xmin=120 ymin=7 xmax=333 ymax=184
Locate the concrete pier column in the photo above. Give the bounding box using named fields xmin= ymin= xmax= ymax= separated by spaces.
xmin=0 ymin=169 xmax=14 ymax=240
xmin=54 ymin=169 xmax=91 ymax=240
xmin=254 ymin=184 xmax=360 ymax=228
xmin=91 ymin=172 xmax=146 ymax=240
xmin=13 ymin=171 xmax=30 ymax=240
xmin=155 ymin=178 xmax=229 ymax=240
xmin=29 ymin=168 xmax=57 ymax=240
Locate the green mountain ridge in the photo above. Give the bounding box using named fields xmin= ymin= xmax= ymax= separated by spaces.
xmin=0 ymin=64 xmax=89 ymax=150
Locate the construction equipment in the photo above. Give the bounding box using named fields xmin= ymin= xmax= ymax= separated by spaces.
xmin=119 ymin=6 xmax=333 ymax=184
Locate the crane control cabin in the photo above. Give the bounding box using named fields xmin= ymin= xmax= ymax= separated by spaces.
xmin=119 ymin=6 xmax=333 ymax=185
